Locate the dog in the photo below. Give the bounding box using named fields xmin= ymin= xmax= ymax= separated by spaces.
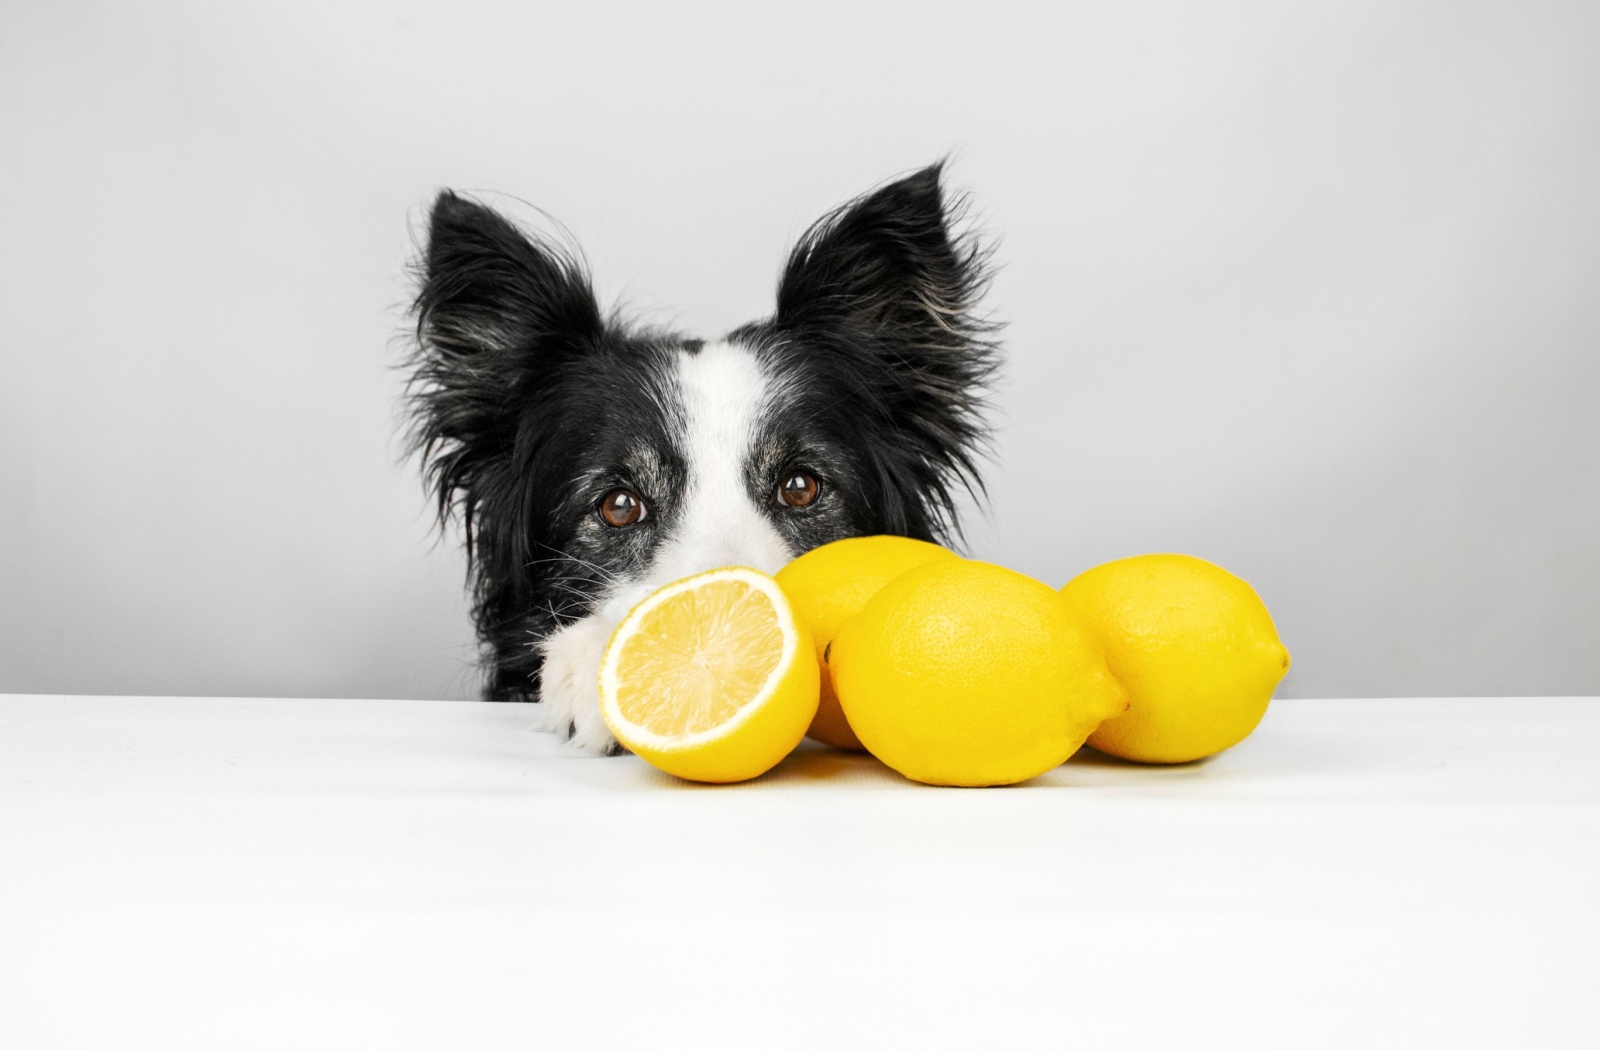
xmin=405 ymin=162 xmax=998 ymax=754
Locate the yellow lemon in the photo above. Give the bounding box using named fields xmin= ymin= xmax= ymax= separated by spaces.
xmin=830 ymin=559 xmax=1128 ymax=786
xmin=598 ymin=567 xmax=819 ymax=784
xmin=775 ymin=535 xmax=958 ymax=751
xmin=1062 ymin=553 xmax=1290 ymax=764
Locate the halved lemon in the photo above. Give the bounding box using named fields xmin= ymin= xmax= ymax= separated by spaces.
xmin=598 ymin=567 xmax=820 ymax=783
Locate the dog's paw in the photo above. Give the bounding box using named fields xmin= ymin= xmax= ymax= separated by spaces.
xmin=537 ymin=612 xmax=625 ymax=756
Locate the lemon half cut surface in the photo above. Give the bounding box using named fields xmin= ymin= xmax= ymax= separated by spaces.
xmin=598 ymin=567 xmax=820 ymax=784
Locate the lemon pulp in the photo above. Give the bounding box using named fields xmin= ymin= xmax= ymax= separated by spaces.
xmin=599 ymin=567 xmax=819 ymax=782
xmin=611 ymin=580 xmax=784 ymax=738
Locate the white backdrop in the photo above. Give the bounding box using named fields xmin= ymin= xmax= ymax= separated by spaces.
xmin=2 ymin=1 xmax=1596 ymax=701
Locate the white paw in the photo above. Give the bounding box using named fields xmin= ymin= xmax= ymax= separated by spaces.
xmin=536 ymin=588 xmax=653 ymax=755
xmin=537 ymin=613 xmax=619 ymax=754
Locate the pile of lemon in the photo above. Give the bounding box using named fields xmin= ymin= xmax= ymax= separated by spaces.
xmin=598 ymin=538 xmax=1290 ymax=786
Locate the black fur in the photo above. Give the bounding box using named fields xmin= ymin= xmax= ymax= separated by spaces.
xmin=406 ymin=164 xmax=998 ymax=704
xmin=734 ymin=160 xmax=999 ymax=544
xmin=407 ymin=192 xmax=693 ymax=701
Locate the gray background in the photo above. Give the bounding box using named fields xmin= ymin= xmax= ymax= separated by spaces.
xmin=3 ymin=1 xmax=1596 ymax=701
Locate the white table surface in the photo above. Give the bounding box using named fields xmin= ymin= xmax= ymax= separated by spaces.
xmin=2 ymin=694 xmax=1597 ymax=1047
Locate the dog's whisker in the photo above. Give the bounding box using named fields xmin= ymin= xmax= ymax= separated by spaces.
xmin=530 ymin=544 xmax=625 ymax=583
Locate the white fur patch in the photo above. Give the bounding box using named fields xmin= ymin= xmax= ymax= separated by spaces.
xmin=651 ymin=341 xmax=794 ymax=582
xmin=538 ymin=340 xmax=794 ymax=755
xmin=537 ymin=589 xmax=648 ymax=754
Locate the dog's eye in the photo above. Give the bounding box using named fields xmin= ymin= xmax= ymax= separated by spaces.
xmin=597 ymin=488 xmax=647 ymax=528
xmin=777 ymin=470 xmax=820 ymax=509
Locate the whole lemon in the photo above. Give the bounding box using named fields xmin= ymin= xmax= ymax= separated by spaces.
xmin=1061 ymin=554 xmax=1290 ymax=764
xmin=775 ymin=535 xmax=957 ymax=750
xmin=830 ymin=559 xmax=1129 ymax=786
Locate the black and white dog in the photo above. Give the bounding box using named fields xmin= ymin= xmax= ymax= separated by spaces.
xmin=406 ymin=163 xmax=998 ymax=753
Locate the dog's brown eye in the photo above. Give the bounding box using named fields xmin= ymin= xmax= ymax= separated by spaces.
xmin=778 ymin=470 xmax=820 ymax=508
xmin=598 ymin=488 xmax=646 ymax=528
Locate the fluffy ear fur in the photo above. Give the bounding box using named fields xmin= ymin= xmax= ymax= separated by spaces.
xmin=409 ymin=191 xmax=603 ymax=542
xmin=768 ymin=162 xmax=999 ymax=541
xmin=407 ymin=191 xmax=607 ymax=700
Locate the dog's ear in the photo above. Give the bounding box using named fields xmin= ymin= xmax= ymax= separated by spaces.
xmin=772 ymin=163 xmax=999 ymax=540
xmin=414 ymin=191 xmax=602 ymax=369
xmin=775 ymin=162 xmax=993 ymax=344
xmin=407 ymin=191 xmax=603 ymax=537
